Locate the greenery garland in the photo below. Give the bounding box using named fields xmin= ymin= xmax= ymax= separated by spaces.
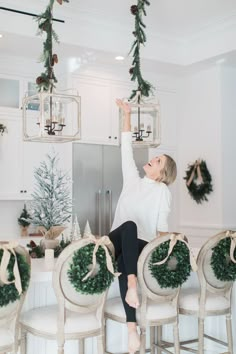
xmin=211 ymin=237 xmax=236 ymax=282
xmin=67 ymin=243 xmax=117 ymax=295
xmin=129 ymin=0 xmax=154 ymax=99
xmin=184 ymin=160 xmax=213 ymax=204
xmin=35 ymin=0 xmax=69 ymax=91
xmin=149 ymin=240 xmax=191 ymax=288
xmin=0 ymin=250 xmax=30 ymax=307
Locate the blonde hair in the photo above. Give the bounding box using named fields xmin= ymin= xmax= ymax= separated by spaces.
xmin=159 ymin=154 xmax=177 ymax=186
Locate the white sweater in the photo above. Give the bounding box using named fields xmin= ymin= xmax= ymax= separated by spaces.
xmin=111 ymin=132 xmax=172 ymax=242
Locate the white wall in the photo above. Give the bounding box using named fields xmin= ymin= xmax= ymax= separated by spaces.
xmin=178 ymin=64 xmax=236 ymax=239
xmin=221 ymin=66 xmax=236 ymax=227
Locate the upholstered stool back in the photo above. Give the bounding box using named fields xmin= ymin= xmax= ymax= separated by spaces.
xmin=53 ymin=240 xmax=107 ymax=315
xmin=198 ymin=231 xmax=233 ymax=293
xmin=138 ymin=234 xmax=181 ymax=301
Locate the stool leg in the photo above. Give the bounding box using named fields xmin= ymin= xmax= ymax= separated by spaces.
xmin=20 ymin=328 xmax=27 ymax=354
xmin=173 ymin=321 xmax=180 ymax=354
xmin=97 ymin=333 xmax=104 ymax=354
xmin=150 ymin=326 xmax=155 ymax=354
xmin=198 ymin=318 xmax=204 ymax=354
xmin=140 ymin=327 xmax=146 ymax=354
xmin=157 ymin=326 xmax=162 ymax=354
xmin=78 ymin=338 xmax=84 ymax=354
xmin=226 ymin=313 xmax=233 ymax=354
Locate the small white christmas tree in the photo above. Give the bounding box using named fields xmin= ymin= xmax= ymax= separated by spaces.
xmin=83 ymin=220 xmax=92 ymax=238
xmin=70 ymin=215 xmax=81 ymax=241
xmin=29 ymin=152 xmax=72 ymax=239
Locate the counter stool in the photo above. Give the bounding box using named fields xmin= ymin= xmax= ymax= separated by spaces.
xmin=20 ymin=240 xmax=108 ymax=354
xmin=0 ymin=244 xmax=30 ymax=354
xmin=179 ymin=231 xmax=235 ymax=354
xmin=104 ymin=234 xmax=182 ymax=354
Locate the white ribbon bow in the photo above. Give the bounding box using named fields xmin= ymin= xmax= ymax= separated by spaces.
xmin=153 ymin=233 xmax=198 ymax=272
xmin=226 ymin=230 xmax=236 ymax=264
xmin=82 ymin=235 xmax=121 ymax=282
xmin=0 ymin=241 xmax=22 ymax=295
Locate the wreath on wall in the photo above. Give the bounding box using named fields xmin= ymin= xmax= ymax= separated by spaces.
xmin=0 ymin=251 xmax=30 ymax=307
xmin=149 ymin=240 xmax=191 ymax=288
xmin=67 ymin=243 xmax=117 ymax=295
xmin=183 ymin=159 xmax=213 ymax=204
xmin=211 ymin=237 xmax=236 ymax=282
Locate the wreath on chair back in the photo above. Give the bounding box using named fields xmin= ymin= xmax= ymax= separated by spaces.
xmin=0 ymin=250 xmax=30 ymax=307
xmin=211 ymin=237 xmax=236 ymax=282
xmin=67 ymin=243 xmax=117 ymax=295
xmin=183 ymin=159 xmax=213 ymax=204
xmin=148 ymin=240 xmax=191 ymax=288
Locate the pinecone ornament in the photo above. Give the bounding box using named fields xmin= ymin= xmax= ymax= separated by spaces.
xmin=130 ymin=5 xmax=138 ymax=15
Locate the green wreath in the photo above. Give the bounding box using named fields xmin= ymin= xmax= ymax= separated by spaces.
xmin=211 ymin=237 xmax=236 ymax=282
xmin=67 ymin=243 xmax=117 ymax=295
xmin=149 ymin=240 xmax=191 ymax=288
xmin=184 ymin=160 xmax=213 ymax=204
xmin=0 ymin=250 xmax=30 ymax=307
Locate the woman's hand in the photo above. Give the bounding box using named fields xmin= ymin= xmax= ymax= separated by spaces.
xmin=116 ymin=99 xmax=131 ymax=115
xmin=116 ymin=99 xmax=132 ymax=132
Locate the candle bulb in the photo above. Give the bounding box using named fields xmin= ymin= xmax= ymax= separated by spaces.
xmin=146 ymin=124 xmax=152 ymax=132
xmin=140 ymin=123 xmax=144 ymax=130
xmin=134 ymin=126 xmax=138 ymax=133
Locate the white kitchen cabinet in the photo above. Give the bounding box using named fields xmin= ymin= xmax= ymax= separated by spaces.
xmin=0 ymin=114 xmax=23 ymax=199
xmin=72 ymin=76 xmax=133 ymax=146
xmin=0 ymin=111 xmax=72 ymax=200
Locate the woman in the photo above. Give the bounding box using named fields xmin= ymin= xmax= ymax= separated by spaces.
xmin=108 ymin=99 xmax=177 ymax=354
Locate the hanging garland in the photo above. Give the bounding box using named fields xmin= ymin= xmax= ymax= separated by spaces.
xmin=211 ymin=237 xmax=236 ymax=282
xmin=183 ymin=159 xmax=213 ymax=204
xmin=35 ymin=0 xmax=69 ymax=91
xmin=149 ymin=240 xmax=191 ymax=288
xmin=0 ymin=251 xmax=30 ymax=307
xmin=129 ymin=0 xmax=154 ymax=99
xmin=67 ymin=243 xmax=117 ymax=295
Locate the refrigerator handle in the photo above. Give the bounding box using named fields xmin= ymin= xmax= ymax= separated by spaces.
xmin=97 ymin=189 xmax=102 ymax=236
xmin=106 ymin=189 xmax=112 ymax=233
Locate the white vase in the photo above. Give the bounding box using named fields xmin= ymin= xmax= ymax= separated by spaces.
xmin=40 ymin=238 xmax=59 ymax=250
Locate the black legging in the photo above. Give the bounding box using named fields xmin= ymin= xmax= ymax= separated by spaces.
xmin=108 ymin=221 xmax=147 ymax=322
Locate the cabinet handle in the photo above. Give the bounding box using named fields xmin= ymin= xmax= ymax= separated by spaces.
xmin=24 ymin=190 xmax=27 ymax=193
xmin=106 ymin=190 xmax=112 ymax=233
xmin=114 ymin=136 xmax=117 ymax=139
xmin=97 ymin=190 xmax=102 ymax=236
xmin=108 ymin=136 xmax=111 ymax=139
xmin=20 ymin=190 xmax=23 ymax=193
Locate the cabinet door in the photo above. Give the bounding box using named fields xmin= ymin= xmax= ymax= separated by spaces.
xmin=73 ymin=77 xmax=114 ymax=145
xmin=0 ymin=115 xmax=23 ymax=199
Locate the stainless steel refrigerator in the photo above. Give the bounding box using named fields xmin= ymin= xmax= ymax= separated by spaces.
xmin=72 ymin=144 xmax=148 ymax=236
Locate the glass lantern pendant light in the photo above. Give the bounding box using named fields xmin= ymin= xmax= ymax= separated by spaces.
xmin=22 ymin=0 xmax=81 ymax=143
xmin=120 ymin=0 xmax=161 ymax=147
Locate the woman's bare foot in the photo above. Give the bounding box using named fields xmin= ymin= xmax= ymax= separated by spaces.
xmin=125 ymin=288 xmax=140 ymax=309
xmin=125 ymin=274 xmax=140 ymax=309
xmin=128 ymin=323 xmax=140 ymax=354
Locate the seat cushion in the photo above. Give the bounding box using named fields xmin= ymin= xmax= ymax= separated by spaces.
xmin=105 ymin=297 xmax=177 ymax=322
xmin=0 ymin=328 xmax=14 ymax=347
xmin=20 ymin=305 xmax=101 ymax=335
xmin=179 ymin=288 xmax=230 ymax=312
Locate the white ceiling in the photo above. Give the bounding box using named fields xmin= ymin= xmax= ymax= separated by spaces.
xmin=0 ymin=0 xmax=236 ymax=70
